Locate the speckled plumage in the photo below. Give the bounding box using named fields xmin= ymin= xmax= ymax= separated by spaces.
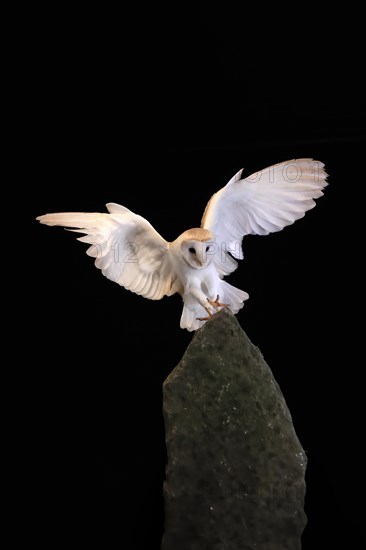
xmin=175 ymin=228 xmax=213 ymax=243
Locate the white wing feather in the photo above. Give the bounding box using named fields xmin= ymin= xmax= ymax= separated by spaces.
xmin=37 ymin=203 xmax=177 ymax=300
xmin=201 ymin=158 xmax=328 ymax=276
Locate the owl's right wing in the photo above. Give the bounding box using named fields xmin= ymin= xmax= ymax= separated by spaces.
xmin=37 ymin=202 xmax=178 ymax=300
xmin=201 ymin=158 xmax=328 ymax=276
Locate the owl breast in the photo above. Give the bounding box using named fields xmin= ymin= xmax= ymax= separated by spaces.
xmin=176 ymin=258 xmax=218 ymax=297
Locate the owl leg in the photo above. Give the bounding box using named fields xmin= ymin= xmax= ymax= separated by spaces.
xmin=207 ymin=295 xmax=229 ymax=309
xmin=196 ymin=306 xmax=214 ymax=322
xmin=196 ymin=296 xmax=227 ymax=321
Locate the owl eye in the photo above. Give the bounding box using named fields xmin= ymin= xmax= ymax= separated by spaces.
xmin=206 ymin=245 xmax=210 ymax=252
xmin=189 ymin=247 xmax=196 ymax=254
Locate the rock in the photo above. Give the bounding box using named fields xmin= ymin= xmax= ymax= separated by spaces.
xmin=162 ymin=308 xmax=307 ymax=550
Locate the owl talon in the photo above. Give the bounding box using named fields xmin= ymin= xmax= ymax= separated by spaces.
xmin=197 ymin=306 xmax=213 ymax=321
xmin=207 ymin=295 xmax=229 ymax=309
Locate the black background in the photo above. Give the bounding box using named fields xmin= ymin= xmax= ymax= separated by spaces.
xmin=25 ymin=3 xmax=364 ymax=548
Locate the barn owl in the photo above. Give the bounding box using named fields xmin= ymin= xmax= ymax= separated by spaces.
xmin=37 ymin=158 xmax=327 ymax=331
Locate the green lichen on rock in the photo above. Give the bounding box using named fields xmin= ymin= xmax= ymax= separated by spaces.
xmin=162 ymin=308 xmax=307 ymax=550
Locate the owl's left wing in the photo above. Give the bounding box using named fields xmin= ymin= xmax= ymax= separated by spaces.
xmin=37 ymin=202 xmax=178 ymax=300
xmin=201 ymin=158 xmax=328 ymax=276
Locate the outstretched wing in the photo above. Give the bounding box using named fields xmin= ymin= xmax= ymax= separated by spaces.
xmin=37 ymin=202 xmax=178 ymax=300
xmin=201 ymin=158 xmax=328 ymax=276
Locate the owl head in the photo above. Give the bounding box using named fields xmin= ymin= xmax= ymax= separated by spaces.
xmin=177 ymin=228 xmax=215 ymax=269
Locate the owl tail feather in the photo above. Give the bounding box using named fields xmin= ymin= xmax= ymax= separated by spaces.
xmin=180 ymin=281 xmax=249 ymax=332
xmin=180 ymin=303 xmax=206 ymax=332
xmin=219 ymin=280 xmax=249 ymax=314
